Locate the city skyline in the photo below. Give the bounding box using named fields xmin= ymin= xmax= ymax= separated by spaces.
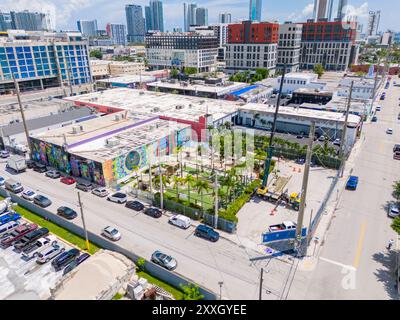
xmin=0 ymin=1 xmax=398 ymax=33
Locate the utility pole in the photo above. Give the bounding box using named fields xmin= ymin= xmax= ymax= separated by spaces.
xmin=214 ymin=173 xmax=219 ymax=229
xmin=77 ymin=192 xmax=90 ymax=252
xmin=339 ymin=81 xmax=354 ymax=178
xmin=295 ymin=121 xmax=315 ymax=257
xmin=159 ymin=163 xmax=163 ymax=210
xmin=12 ymin=74 xmax=32 ymax=158
xmin=259 ymin=268 xmax=264 ymax=300
xmin=370 ymin=58 xmax=381 ymax=114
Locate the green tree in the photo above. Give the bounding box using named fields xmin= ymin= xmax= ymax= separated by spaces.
xmin=185 ymin=174 xmax=196 ymax=204
xmin=136 ymin=257 xmax=146 ymax=271
xmin=255 ymin=68 xmax=269 ymax=79
xmin=180 ymin=283 xmax=204 ymax=300
xmin=313 ymin=64 xmax=325 ymax=79
xmin=393 ymin=181 xmax=400 ymax=201
xmin=170 ymin=68 xmax=179 ymax=78
xmin=184 ymin=67 xmax=198 ymax=75
xmin=392 ymin=216 xmax=400 ymax=235
xmin=195 ymin=179 xmax=210 ymax=211
xmin=90 ymin=49 xmax=103 ymax=59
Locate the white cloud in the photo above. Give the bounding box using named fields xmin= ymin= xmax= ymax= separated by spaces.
xmin=302 ymin=3 xmax=314 ymax=17
xmin=285 ymin=2 xmax=314 ymax=22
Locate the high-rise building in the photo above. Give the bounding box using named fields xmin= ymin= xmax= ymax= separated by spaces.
xmin=10 ymin=10 xmax=48 ymax=31
xmin=219 ymin=13 xmax=231 ymax=24
xmin=226 ymin=20 xmax=279 ymax=74
xmin=77 ymin=20 xmax=98 ymax=37
xmin=192 ymin=24 xmax=229 ymax=61
xmin=125 ymin=4 xmax=146 ymax=43
xmin=195 ymin=8 xmax=208 ymax=26
xmin=249 ymin=0 xmax=262 ymax=22
xmin=106 ymin=23 xmax=127 ymax=46
xmin=277 ymin=22 xmax=303 ymax=73
xmin=300 ymin=20 xmax=359 ymax=71
xmin=367 ymin=10 xmax=381 ymax=36
xmin=145 ymin=31 xmax=219 ymax=72
xmin=313 ymin=0 xmax=334 ymax=21
xmin=184 ymin=2 xmax=197 ymax=31
xmin=0 ymin=11 xmax=13 ymax=31
xmin=337 ymin=0 xmax=348 ymax=21
xmin=145 ymin=0 xmax=164 ymax=32
xmin=0 ymin=30 xmax=92 ymax=94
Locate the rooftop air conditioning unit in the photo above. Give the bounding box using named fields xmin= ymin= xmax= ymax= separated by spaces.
xmin=153 ymin=107 xmax=160 ymax=112
xmin=114 ymin=114 xmax=121 ymax=121
xmin=106 ymin=138 xmax=119 ymax=147
xmin=176 ymin=105 xmax=184 ymax=110
xmin=72 ymin=126 xmax=81 ymax=134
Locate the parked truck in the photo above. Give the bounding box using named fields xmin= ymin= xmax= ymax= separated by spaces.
xmin=6 ymin=155 xmax=27 ymax=173
xmin=268 ymin=221 xmax=297 ymax=233
xmin=21 ymin=235 xmax=58 ymax=260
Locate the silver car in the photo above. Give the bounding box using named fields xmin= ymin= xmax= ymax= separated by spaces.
xmin=388 ymin=205 xmax=400 ymax=218
xmin=92 ymin=187 xmax=109 ymax=198
xmin=36 ymin=243 xmax=65 ymax=264
xmin=151 ymin=250 xmax=178 ymax=270
xmin=101 ymin=226 xmax=121 ymax=241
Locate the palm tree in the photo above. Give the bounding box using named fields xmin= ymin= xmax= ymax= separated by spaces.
xmin=173 ymin=176 xmax=183 ymax=200
xmin=195 ymin=179 xmax=210 ymax=211
xmin=185 ymin=174 xmax=196 ymax=204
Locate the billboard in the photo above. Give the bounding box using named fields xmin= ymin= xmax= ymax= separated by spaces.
xmin=262 ymin=228 xmax=307 ymax=244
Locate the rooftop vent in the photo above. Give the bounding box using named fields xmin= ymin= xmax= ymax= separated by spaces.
xmin=71 ymin=126 xmax=82 ymax=134
xmin=106 ymin=138 xmax=120 ymax=147
xmin=176 ymin=105 xmax=184 ymax=110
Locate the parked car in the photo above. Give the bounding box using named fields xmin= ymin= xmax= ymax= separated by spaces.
xmin=13 ymin=227 xmax=49 ymax=252
xmin=21 ymin=235 xmax=57 ymax=260
xmin=92 ymin=187 xmax=109 ymax=197
xmin=388 ymin=204 xmax=400 ymax=218
xmin=60 ymin=177 xmax=76 ymax=185
xmin=125 ymin=200 xmax=144 ymax=211
xmin=376 ymin=106 xmax=381 ymax=111
xmin=194 ymin=224 xmax=220 ymax=242
xmin=0 ymin=176 xmax=5 ymax=186
xmin=346 ymin=176 xmax=359 ymax=190
xmin=318 ymin=135 xmax=326 ymax=142
xmin=36 ymin=243 xmax=65 ymax=264
xmin=45 ymin=170 xmax=61 ymax=179
xmin=62 ymin=253 xmax=90 ymax=276
xmin=0 ymin=150 xmax=10 ymax=158
xmin=57 ymin=206 xmax=78 ymax=220
xmin=33 ymin=195 xmax=52 ymax=208
xmin=33 ymin=163 xmax=47 ymax=173
xmin=372 ymin=116 xmax=378 ymax=122
xmin=0 ymin=221 xmax=20 ymax=238
xmin=394 ymin=151 xmax=400 ymax=160
xmin=168 ymin=214 xmax=191 ymax=229
xmin=151 ymin=250 xmax=178 ymax=270
xmin=26 ymin=160 xmax=35 ymax=169
xmin=144 ymin=207 xmax=162 ymax=219
xmin=268 ymin=221 xmax=297 ymax=232
xmin=76 ymin=181 xmax=93 ymax=192
xmin=333 ymin=139 xmax=341 ymax=146
xmin=0 ymin=223 xmax=37 ymax=248
xmin=101 ymin=226 xmax=121 ymax=241
xmin=107 ymin=192 xmax=127 ymax=204
xmin=22 ymin=190 xmax=37 ymax=201
xmin=296 ymin=134 xmax=304 ymax=139
xmin=393 ymin=144 xmax=400 ymax=153
xmin=0 ymin=212 xmax=21 ymax=226
xmin=51 ymin=248 xmax=80 ymax=271
xmin=387 ymin=128 xmax=393 ymax=135
xmin=5 ymin=179 xmax=24 ymax=193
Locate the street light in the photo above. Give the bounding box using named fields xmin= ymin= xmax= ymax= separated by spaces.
xmin=218 ymin=281 xmax=223 ymax=300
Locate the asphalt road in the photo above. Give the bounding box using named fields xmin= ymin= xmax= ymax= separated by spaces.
xmin=287 ymin=79 xmax=400 ymax=300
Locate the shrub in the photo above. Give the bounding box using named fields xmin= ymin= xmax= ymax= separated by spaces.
xmin=136 ymin=257 xmax=146 ymax=271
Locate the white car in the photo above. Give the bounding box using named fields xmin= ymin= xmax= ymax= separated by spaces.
xmin=101 ymin=226 xmax=121 ymax=241
xmin=388 ymin=205 xmax=400 ymax=218
xmin=0 ymin=176 xmax=5 ymax=186
xmin=36 ymin=243 xmax=65 ymax=264
xmin=318 ymin=135 xmax=326 ymax=142
xmin=22 ymin=190 xmax=37 ymax=201
xmin=92 ymin=187 xmax=109 ymax=198
xmin=386 ymin=128 xmax=393 ymax=135
xmin=168 ymin=215 xmax=192 ymax=229
xmin=333 ymin=138 xmax=341 ymax=146
xmin=107 ymin=192 xmax=127 ymax=204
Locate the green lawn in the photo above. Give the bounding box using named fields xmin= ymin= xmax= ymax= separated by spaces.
xmin=137 ymin=270 xmax=184 ymax=300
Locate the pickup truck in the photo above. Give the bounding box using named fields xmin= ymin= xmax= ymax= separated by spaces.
xmin=268 ymin=221 xmax=297 ymax=232
xmin=0 ymin=212 xmax=21 ymax=226
xmin=0 ymin=223 xmax=38 ymax=248
xmin=21 ymin=235 xmax=58 ymax=260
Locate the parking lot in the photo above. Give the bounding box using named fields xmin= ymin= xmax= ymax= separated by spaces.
xmin=0 ymin=217 xmax=75 ymax=300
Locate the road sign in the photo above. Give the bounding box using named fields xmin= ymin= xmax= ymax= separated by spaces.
xmin=262 ymin=228 xmax=307 ymax=244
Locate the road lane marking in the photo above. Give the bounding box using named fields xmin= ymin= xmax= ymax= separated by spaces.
xmin=353 ymin=222 xmax=367 ymax=269
xmin=319 ymin=257 xmax=356 ymax=271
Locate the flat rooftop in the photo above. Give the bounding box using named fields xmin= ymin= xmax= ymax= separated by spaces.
xmin=96 ymin=74 xmax=156 ymax=84
xmin=240 ymin=103 xmax=361 ymax=126
xmin=32 ymin=111 xmax=190 ymax=163
xmin=294 ymin=88 xmax=333 ymax=96
xmin=65 ymin=88 xmax=242 ymax=123
xmin=146 ymin=79 xmax=247 ymax=95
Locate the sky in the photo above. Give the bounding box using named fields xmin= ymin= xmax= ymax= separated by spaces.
xmin=0 ymin=0 xmax=399 ymax=33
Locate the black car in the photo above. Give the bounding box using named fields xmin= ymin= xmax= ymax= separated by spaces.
xmin=52 ymin=248 xmax=80 ymax=271
xmin=13 ymin=227 xmax=49 ymax=251
xmin=76 ymin=181 xmax=93 ymax=192
xmin=33 ymin=195 xmax=52 ymax=208
xmin=33 ymin=163 xmax=47 ymax=173
xmin=57 ymin=206 xmax=78 ymax=220
xmin=63 ymin=252 xmax=90 ymax=275
xmin=194 ymin=224 xmax=220 ymax=242
xmin=26 ymin=160 xmax=35 ymax=169
xmin=126 ymin=200 xmax=145 ymax=211
xmin=144 ymin=207 xmax=162 ymax=218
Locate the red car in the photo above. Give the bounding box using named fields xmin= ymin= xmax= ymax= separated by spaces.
xmin=60 ymin=177 xmax=76 ymax=185
xmin=1 ymin=223 xmax=38 ymax=248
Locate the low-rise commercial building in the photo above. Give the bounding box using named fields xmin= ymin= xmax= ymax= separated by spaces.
xmin=96 ymin=75 xmax=156 ymax=89
xmin=291 ymin=88 xmax=333 ymax=104
xmin=274 ymin=72 xmax=326 ymax=94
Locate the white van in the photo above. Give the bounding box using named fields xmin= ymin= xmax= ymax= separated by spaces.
xmin=168 ymin=215 xmax=191 ymax=229
xmin=0 ymin=221 xmax=20 ymax=236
